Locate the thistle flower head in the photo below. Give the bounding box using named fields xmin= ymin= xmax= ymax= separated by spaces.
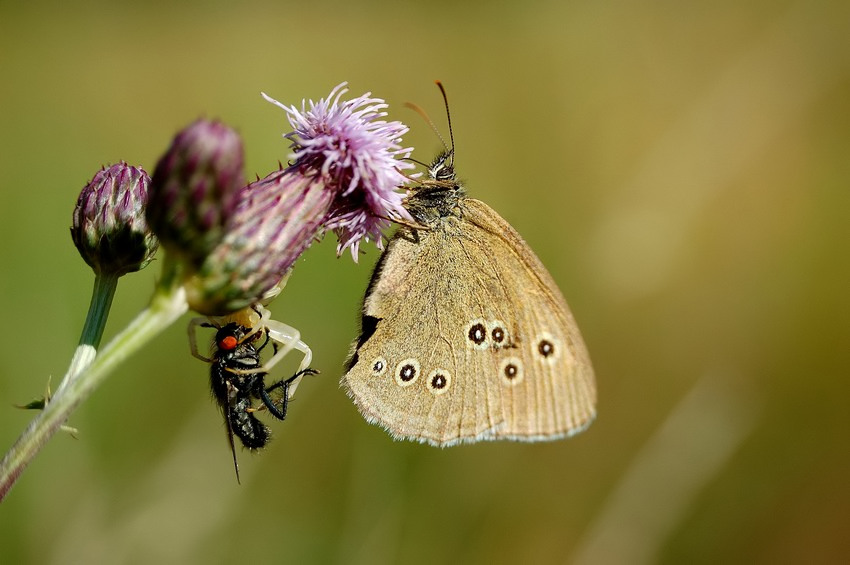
xmin=71 ymin=162 xmax=158 ymax=276
xmin=146 ymin=119 xmax=245 ymax=269
xmin=183 ymin=169 xmax=333 ymax=315
xmin=263 ymin=83 xmax=414 ymax=258
xmin=145 ymin=85 xmax=415 ymax=316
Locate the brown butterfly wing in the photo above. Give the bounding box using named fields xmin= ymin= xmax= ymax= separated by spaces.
xmin=342 ymin=197 xmax=596 ymax=446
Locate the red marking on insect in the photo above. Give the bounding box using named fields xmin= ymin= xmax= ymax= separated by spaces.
xmin=218 ymin=335 xmax=239 ymax=350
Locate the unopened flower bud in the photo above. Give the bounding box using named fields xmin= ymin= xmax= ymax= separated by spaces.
xmin=147 ymin=119 xmax=245 ymax=269
xmin=71 ymin=162 xmax=158 ymax=276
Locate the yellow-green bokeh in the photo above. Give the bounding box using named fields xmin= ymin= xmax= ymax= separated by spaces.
xmin=1 ymin=1 xmax=848 ymax=563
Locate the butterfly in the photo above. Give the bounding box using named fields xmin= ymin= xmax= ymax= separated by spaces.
xmin=342 ymin=83 xmax=596 ymax=447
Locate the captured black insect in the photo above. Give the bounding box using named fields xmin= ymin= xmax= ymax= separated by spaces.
xmin=208 ymin=322 xmax=316 ymax=482
xmin=189 ymin=305 xmax=315 ymax=483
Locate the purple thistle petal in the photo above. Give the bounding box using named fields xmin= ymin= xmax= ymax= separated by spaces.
xmin=262 ymin=83 xmax=414 ymax=259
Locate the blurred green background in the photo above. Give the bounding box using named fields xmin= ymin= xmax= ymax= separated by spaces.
xmin=1 ymin=1 xmax=848 ymax=563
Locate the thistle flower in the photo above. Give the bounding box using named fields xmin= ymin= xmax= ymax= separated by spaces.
xmin=263 ymin=82 xmax=415 ymax=258
xmin=144 ymin=84 xmax=414 ymax=316
xmin=71 ymin=162 xmax=158 ymax=276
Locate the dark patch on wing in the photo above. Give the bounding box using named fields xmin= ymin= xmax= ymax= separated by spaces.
xmin=357 ymin=315 xmax=381 ymax=348
xmin=344 ymin=315 xmax=382 ymax=371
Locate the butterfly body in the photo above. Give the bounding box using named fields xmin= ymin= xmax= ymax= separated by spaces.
xmin=343 ymin=150 xmax=596 ymax=447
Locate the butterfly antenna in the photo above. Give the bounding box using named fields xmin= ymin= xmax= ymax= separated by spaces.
xmin=404 ymin=101 xmax=450 ymax=153
xmin=435 ymin=80 xmax=455 ymax=166
xmin=403 ymin=156 xmax=431 ymax=169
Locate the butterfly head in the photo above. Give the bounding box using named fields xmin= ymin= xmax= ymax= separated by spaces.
xmin=427 ymin=149 xmax=456 ymax=183
xmin=401 ymin=82 xmax=465 ymax=225
xmin=403 ymin=150 xmax=464 ymax=225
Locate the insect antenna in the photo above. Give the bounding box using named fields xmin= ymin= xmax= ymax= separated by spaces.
xmin=404 ymin=100 xmax=450 ymax=154
xmin=434 ymin=80 xmax=455 ymax=167
xmin=403 ymin=156 xmax=431 ymax=169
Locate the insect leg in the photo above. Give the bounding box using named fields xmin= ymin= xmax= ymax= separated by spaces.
xmin=260 ymin=368 xmax=319 ymax=420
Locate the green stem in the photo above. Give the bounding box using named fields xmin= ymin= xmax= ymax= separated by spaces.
xmin=81 ymin=272 xmax=119 ymax=348
xmin=0 ymin=266 xmax=188 ymax=502
xmin=53 ymin=273 xmax=119 ymax=400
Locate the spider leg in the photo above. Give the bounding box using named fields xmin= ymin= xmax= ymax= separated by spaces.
xmin=229 ymin=319 xmax=312 ymax=391
xmin=261 ymin=320 xmax=312 ymax=398
xmin=188 ymin=316 xmax=216 ymax=362
xmin=264 ymin=319 xmax=312 ymax=371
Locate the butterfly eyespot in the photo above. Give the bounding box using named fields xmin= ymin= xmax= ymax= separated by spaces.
xmin=465 ymin=319 xmax=488 ymax=350
xmin=535 ymin=332 xmax=560 ymax=361
xmin=499 ymin=357 xmax=524 ymax=386
xmin=370 ymin=357 xmax=388 ymax=377
xmin=492 ymin=327 xmax=505 ymax=343
xmin=394 ymin=358 xmax=420 ymax=387
xmin=427 ymin=369 xmax=452 ymax=395
xmin=489 ymin=320 xmax=509 ymax=348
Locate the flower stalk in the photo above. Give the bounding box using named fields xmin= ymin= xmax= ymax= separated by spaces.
xmin=0 ymin=273 xmax=188 ymax=500
xmin=50 ymin=272 xmax=117 ymax=401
